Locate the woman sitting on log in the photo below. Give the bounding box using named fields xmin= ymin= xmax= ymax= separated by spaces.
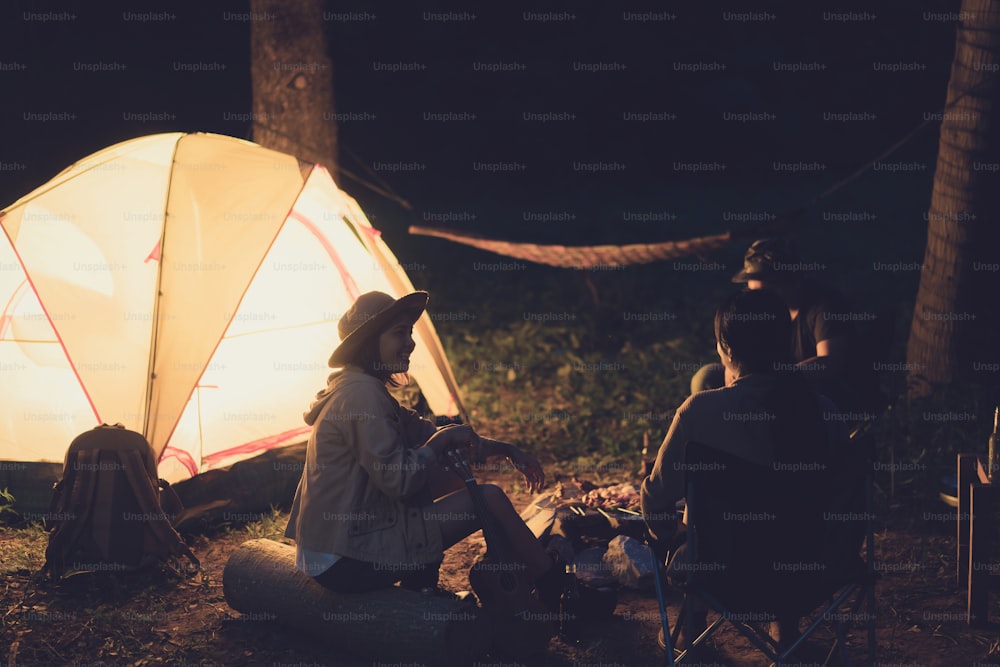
xmin=284 ymin=290 xmax=566 ymax=608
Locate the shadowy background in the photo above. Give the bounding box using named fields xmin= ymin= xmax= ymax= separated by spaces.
xmin=1 ymin=0 xmax=973 ymax=411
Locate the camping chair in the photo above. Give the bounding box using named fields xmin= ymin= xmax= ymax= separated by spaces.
xmin=655 ymin=434 xmax=877 ymax=666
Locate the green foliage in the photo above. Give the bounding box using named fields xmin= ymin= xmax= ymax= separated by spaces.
xmin=0 ymin=487 xmax=15 ymax=517
xmin=242 ymin=505 xmax=287 ymax=541
xmin=424 ymin=257 xmax=727 ymax=475
xmin=443 ymin=301 xmax=716 ymax=472
xmin=881 ymin=383 xmax=999 ymax=506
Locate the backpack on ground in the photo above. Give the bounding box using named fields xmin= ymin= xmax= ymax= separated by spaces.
xmin=43 ymin=423 xmax=200 ymax=580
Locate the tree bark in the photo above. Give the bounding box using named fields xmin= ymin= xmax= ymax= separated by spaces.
xmin=250 ymin=0 xmax=337 ymax=177
xmin=907 ymin=0 xmax=1000 ymax=399
xmin=223 ymin=539 xmax=490 ymax=665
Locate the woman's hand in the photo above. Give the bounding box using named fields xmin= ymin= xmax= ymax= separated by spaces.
xmin=506 ymin=446 xmax=545 ymax=494
xmin=425 ymin=424 xmax=481 ymax=462
xmin=426 ymin=430 xmax=544 ymax=492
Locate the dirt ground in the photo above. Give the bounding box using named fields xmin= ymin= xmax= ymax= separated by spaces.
xmin=3 ymin=464 xmax=1000 ymax=667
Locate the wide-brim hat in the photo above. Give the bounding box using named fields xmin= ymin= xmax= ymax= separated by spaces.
xmin=731 ymin=237 xmax=801 ymax=283
xmin=328 ymin=291 xmax=428 ymax=367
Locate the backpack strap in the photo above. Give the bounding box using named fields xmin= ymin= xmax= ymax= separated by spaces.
xmin=118 ymin=448 xmax=200 ymax=575
xmin=158 ymin=478 xmax=185 ymax=523
xmin=42 ymin=462 xmax=71 ymax=579
xmin=44 ymin=449 xmax=101 ymax=579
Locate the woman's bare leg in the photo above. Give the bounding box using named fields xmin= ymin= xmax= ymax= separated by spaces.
xmin=430 ymin=484 xmax=552 ymax=579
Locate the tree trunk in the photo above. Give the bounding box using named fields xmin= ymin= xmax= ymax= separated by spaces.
xmin=906 ymin=0 xmax=1000 ymax=400
xmin=223 ymin=539 xmax=491 ymax=664
xmin=250 ymin=0 xmax=337 ymax=177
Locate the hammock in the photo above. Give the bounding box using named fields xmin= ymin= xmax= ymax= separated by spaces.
xmin=407 ymin=226 xmax=747 ymax=269
xmin=406 ymin=202 xmax=806 ymax=270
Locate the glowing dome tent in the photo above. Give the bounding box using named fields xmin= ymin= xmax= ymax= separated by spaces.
xmin=0 ymin=132 xmax=465 ymax=484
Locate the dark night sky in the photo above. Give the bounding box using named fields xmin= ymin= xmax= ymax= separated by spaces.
xmin=0 ymin=1 xmax=967 ymax=276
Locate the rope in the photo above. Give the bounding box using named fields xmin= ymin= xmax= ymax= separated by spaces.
xmin=251 ymin=122 xmax=414 ymax=210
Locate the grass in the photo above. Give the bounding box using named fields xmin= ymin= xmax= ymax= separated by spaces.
xmin=240 ymin=506 xmax=288 ymax=541
xmin=445 ymin=319 xmax=690 ymax=457
xmin=0 ymin=521 xmax=47 ymax=574
xmin=430 ymin=257 xmax=730 ymax=477
xmin=3 ymin=477 xmax=998 ymax=665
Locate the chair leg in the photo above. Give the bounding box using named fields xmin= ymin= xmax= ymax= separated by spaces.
xmin=832 ymin=616 xmax=852 ymax=667
xmin=866 ymin=458 xmax=878 ymax=663
xmin=646 ymin=538 xmax=675 ymax=667
xmin=683 ymin=595 xmax=695 ymax=657
xmin=674 ymin=612 xmax=723 ymax=664
xmin=694 ymin=594 xmax=780 ymax=662
xmin=679 ymin=593 xmax=714 ymax=659
xmin=867 ymin=579 xmax=876 ymax=663
xmin=729 ymin=617 xmax=781 ymax=662
xmin=671 ymin=603 xmax=685 ymax=650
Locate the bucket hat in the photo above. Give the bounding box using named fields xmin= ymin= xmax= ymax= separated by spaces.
xmin=328 ymin=291 xmax=428 ymax=367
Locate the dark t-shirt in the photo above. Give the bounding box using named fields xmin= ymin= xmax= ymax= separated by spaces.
xmin=791 ymin=281 xmax=854 ymax=362
xmin=792 ymin=281 xmax=883 ymax=416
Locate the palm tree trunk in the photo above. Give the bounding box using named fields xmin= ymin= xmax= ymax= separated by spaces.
xmin=907 ymin=0 xmax=1000 ymax=399
xmin=250 ymin=0 xmax=337 ymax=178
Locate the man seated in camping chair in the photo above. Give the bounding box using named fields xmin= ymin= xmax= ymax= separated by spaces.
xmin=641 ymin=288 xmax=870 ymax=662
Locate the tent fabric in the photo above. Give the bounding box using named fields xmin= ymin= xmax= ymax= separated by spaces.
xmin=0 ymin=132 xmax=465 ymax=483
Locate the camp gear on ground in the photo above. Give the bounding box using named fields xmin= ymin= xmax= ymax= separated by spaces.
xmin=43 ymin=424 xmax=199 ymax=580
